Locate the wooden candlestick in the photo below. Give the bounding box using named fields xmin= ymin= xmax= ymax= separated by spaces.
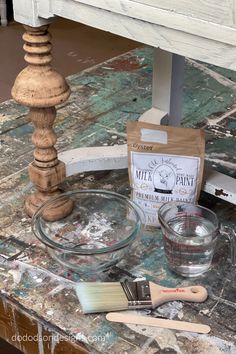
xmin=12 ymin=25 xmax=73 ymax=220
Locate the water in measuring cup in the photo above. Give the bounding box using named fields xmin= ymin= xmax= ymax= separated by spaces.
xmin=164 ymin=216 xmax=217 ymax=277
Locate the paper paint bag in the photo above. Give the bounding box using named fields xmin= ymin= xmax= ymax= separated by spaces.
xmin=127 ymin=121 xmax=205 ymax=226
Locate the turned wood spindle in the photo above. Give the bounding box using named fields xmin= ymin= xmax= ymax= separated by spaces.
xmin=12 ymin=25 xmax=73 ymax=220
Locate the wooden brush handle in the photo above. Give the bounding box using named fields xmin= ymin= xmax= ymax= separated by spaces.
xmin=106 ymin=313 xmax=211 ymax=334
xmin=149 ymin=283 xmax=208 ymax=307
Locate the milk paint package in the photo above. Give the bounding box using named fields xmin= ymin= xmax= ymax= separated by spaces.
xmin=127 ymin=121 xmax=205 ymax=226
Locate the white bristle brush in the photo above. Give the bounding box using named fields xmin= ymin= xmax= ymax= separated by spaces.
xmin=76 ymin=280 xmax=208 ymax=314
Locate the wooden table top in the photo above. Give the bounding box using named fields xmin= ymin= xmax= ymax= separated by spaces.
xmin=0 ymin=47 xmax=235 ymax=353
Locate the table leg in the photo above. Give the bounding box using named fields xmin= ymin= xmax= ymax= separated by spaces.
xmin=139 ymin=48 xmax=185 ymax=126
xmin=12 ymin=25 xmax=73 ymax=220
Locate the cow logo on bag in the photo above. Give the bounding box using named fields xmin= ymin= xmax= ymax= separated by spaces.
xmin=153 ymin=164 xmax=176 ymax=194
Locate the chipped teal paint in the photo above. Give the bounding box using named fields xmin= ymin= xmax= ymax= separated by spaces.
xmin=183 ymin=64 xmax=236 ymax=126
xmin=70 ymin=272 xmax=83 ymax=283
xmin=157 ymin=270 xmax=182 ymax=287
xmin=227 ymin=121 xmax=236 ymax=129
xmin=141 ymin=250 xmax=165 ymax=269
xmin=21 ymin=281 xmax=34 ymax=289
xmin=207 ymin=63 xmax=236 ymax=82
xmin=140 ymin=229 xmax=162 ymax=246
xmin=64 ymin=48 xmax=153 ymax=150
xmin=210 ymin=165 xmax=235 ymax=178
xmin=12 ymin=288 xmax=28 ymax=297
xmin=0 ymin=101 xmax=27 ymax=118
xmin=8 ymin=123 xmax=33 ymax=138
xmin=88 ymin=321 xmax=118 ymax=352
xmin=206 ymin=137 xmax=236 ymax=153
xmin=19 ymin=173 xmax=28 ymax=182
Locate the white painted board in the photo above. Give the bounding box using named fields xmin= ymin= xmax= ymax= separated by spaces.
xmin=43 ymin=0 xmax=236 ymax=70
xmin=64 ymin=0 xmax=236 ymax=46
xmin=133 ymin=0 xmax=235 ymax=26
xmin=59 ymin=145 xmax=128 ymax=177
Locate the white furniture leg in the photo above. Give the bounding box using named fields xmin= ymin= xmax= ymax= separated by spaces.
xmin=0 ymin=0 xmax=7 ymax=26
xmin=139 ymin=48 xmax=185 ymax=126
xmin=12 ymin=0 xmax=51 ymax=26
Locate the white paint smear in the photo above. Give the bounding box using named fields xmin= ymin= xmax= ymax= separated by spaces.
xmin=177 ymin=332 xmax=236 ymax=354
xmin=75 ymin=332 xmax=88 ymax=344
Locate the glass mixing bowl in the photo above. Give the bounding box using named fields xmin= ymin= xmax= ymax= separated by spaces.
xmin=32 ymin=190 xmax=144 ymax=274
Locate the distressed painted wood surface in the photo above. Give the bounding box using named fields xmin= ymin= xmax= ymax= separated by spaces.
xmin=0 ymin=47 xmax=236 ymax=353
xmin=0 ymin=295 xmax=88 ymax=354
xmin=133 ymin=0 xmax=236 ymax=26
xmin=67 ymin=0 xmax=236 ymax=46
xmin=12 ymin=0 xmax=236 ymax=70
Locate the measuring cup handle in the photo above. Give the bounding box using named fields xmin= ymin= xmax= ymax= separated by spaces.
xmin=220 ymin=225 xmax=236 ymax=266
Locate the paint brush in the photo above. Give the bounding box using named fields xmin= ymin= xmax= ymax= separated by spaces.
xmin=76 ymin=280 xmax=207 ymax=314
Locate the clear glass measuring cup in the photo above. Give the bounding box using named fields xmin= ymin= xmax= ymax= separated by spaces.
xmin=158 ymin=202 xmax=219 ymax=277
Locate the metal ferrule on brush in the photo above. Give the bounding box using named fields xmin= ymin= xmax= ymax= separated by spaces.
xmin=121 ymin=280 xmax=152 ymax=309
